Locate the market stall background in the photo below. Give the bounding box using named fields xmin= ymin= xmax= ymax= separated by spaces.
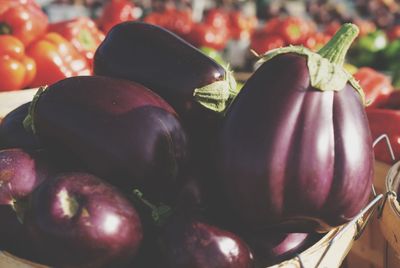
xmin=2 ymin=0 xmax=400 ymax=268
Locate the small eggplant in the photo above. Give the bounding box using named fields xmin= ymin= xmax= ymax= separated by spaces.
xmin=218 ymin=24 xmax=373 ymax=231
xmin=0 ymin=102 xmax=41 ymax=150
xmin=132 ymin=191 xmax=254 ymax=268
xmin=24 ymin=76 xmax=188 ymax=203
xmin=160 ymin=214 xmax=255 ymax=268
xmin=0 ymin=148 xmax=53 ymax=255
xmin=93 ymin=22 xmax=237 ymax=174
xmin=23 ymin=172 xmax=143 ymax=267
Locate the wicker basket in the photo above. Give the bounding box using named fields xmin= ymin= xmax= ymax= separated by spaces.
xmin=378 ymin=161 xmax=400 ymax=264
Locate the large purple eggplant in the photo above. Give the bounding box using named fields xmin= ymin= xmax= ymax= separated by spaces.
xmin=217 ymin=24 xmax=374 ymax=231
xmin=93 ymin=22 xmax=237 ymax=175
xmin=24 ymin=76 xmax=188 ymax=203
xmin=0 ymin=102 xmax=41 ymax=150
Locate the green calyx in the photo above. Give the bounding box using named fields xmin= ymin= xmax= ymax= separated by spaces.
xmin=193 ymin=66 xmax=238 ymax=113
xmin=257 ymin=23 xmax=366 ymax=105
xmin=23 ymin=86 xmax=46 ymax=135
xmin=0 ymin=22 xmax=12 ymax=35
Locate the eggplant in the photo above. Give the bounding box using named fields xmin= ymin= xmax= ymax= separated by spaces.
xmin=244 ymin=231 xmax=323 ymax=267
xmin=24 ymin=76 xmax=188 ymax=203
xmin=23 ymin=172 xmax=143 ymax=267
xmin=0 ymin=102 xmax=41 ymax=150
xmin=93 ymin=22 xmax=237 ymax=175
xmin=159 ymin=214 xmax=255 ymax=268
xmin=0 ymin=148 xmax=53 ymax=255
xmin=217 ymin=24 xmax=373 ymax=231
xmin=132 ymin=191 xmax=254 ymax=268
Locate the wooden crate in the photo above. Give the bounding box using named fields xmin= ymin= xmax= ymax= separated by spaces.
xmin=345 ymin=161 xmax=400 ymax=268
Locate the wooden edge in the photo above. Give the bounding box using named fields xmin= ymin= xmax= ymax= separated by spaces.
xmin=0 ymin=252 xmax=47 ymax=268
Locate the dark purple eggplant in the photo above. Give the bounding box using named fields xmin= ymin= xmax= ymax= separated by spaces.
xmin=94 ymin=21 xmax=236 ymax=118
xmin=245 ymin=231 xmax=323 ymax=267
xmin=0 ymin=148 xmax=52 ymax=255
xmin=0 ymin=102 xmax=41 ymax=150
xmin=132 ymin=191 xmax=254 ymax=268
xmin=93 ymin=22 xmax=237 ymax=176
xmin=217 ymin=24 xmax=373 ymax=231
xmin=23 ymin=172 xmax=143 ymax=268
xmin=160 ymin=214 xmax=255 ymax=268
xmin=24 ymin=76 xmax=188 ymax=203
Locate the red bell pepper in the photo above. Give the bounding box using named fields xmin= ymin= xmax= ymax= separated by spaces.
xmin=277 ymin=17 xmax=316 ymax=45
xmin=97 ymin=0 xmax=138 ymax=34
xmin=304 ymin=32 xmax=331 ymax=51
xmin=353 ymin=67 xmax=394 ymax=108
xmin=204 ymin=8 xmax=229 ymax=29
xmin=26 ymin=32 xmax=91 ymax=87
xmin=368 ymin=108 xmax=399 ymax=163
xmin=0 ymin=0 xmax=48 ymax=46
xmin=0 ymin=35 xmax=36 ymax=91
xmin=185 ymin=22 xmax=229 ymax=51
xmin=250 ymin=30 xmax=285 ymax=55
xmin=387 ymin=25 xmax=400 ymax=41
xmin=49 ymin=17 xmax=105 ymax=66
xmin=143 ymin=8 xmax=193 ymax=38
xmin=228 ymin=10 xmax=257 ymax=40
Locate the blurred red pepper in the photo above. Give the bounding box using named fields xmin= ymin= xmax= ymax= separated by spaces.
xmin=367 ymin=91 xmax=400 ymax=164
xmin=387 ymin=25 xmax=400 ymax=41
xmin=304 ymin=32 xmax=331 ymax=51
xmin=264 ymin=17 xmax=281 ymax=34
xmin=186 ymin=23 xmax=229 ymax=51
xmin=277 ymin=17 xmax=315 ymax=45
xmin=144 ymin=8 xmax=193 ymax=38
xmin=26 ymin=32 xmax=91 ymax=87
xmin=228 ymin=10 xmax=257 ymax=40
xmin=353 ymin=67 xmax=394 ymax=108
xmin=204 ymin=8 xmax=229 ymax=29
xmin=324 ymin=21 xmax=341 ymax=37
xmin=97 ymin=0 xmax=138 ymax=34
xmin=0 ymin=0 xmax=48 ymax=46
xmin=250 ymin=30 xmax=285 ymax=55
xmin=49 ymin=17 xmax=105 ymax=66
xmin=0 ymin=35 xmax=36 ymax=91
xmin=353 ymin=18 xmax=376 ymax=37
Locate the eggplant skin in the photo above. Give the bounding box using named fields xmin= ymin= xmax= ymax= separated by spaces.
xmin=32 ymin=76 xmax=188 ymax=203
xmin=0 ymin=102 xmax=41 ymax=150
xmin=218 ymin=54 xmax=374 ymax=231
xmin=93 ymin=21 xmax=225 ymax=119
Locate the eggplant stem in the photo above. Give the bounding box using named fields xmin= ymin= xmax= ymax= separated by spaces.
xmin=132 ymin=189 xmax=172 ymax=226
xmin=318 ymin=23 xmax=359 ymax=66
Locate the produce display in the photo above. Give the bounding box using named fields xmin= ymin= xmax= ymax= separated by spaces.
xmin=1 ymin=0 xmax=400 ymax=267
